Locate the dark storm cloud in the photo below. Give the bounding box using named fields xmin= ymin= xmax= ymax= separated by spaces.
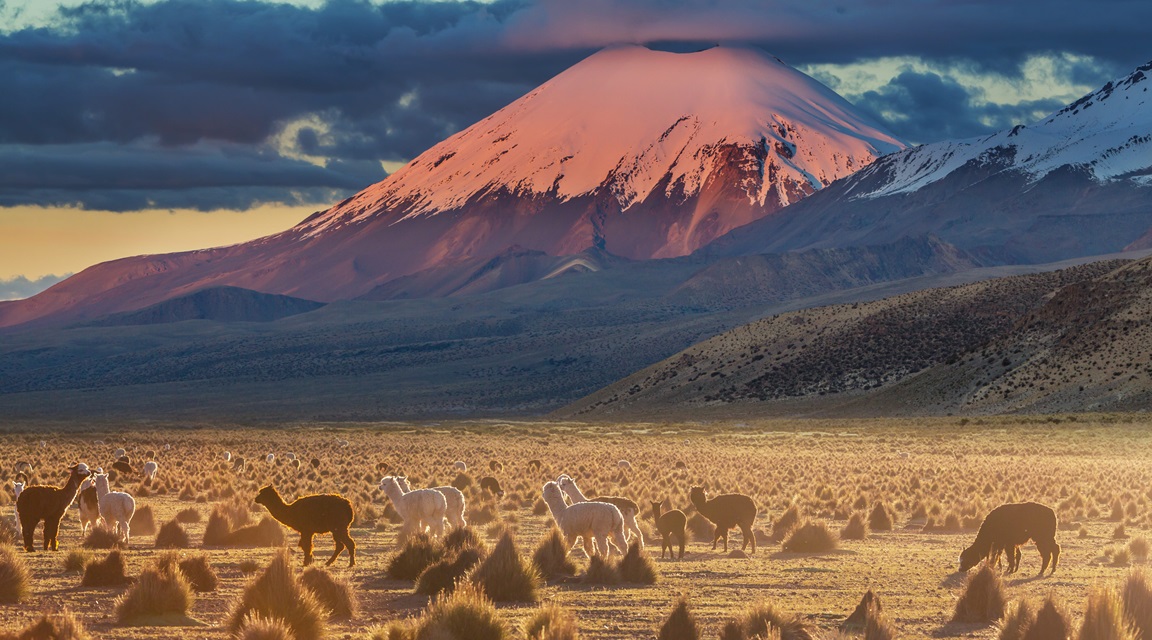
xmin=1 ymin=0 xmax=1149 ymax=210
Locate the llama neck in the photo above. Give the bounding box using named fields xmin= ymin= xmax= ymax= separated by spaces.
xmin=565 ymin=481 xmax=589 ymax=502
xmin=652 ymin=503 xmax=662 ymax=519
xmin=543 ymin=490 xmax=568 ymax=518
xmin=262 ymin=492 xmax=291 ymax=520
xmin=62 ymin=474 xmax=86 ymax=505
xmin=382 ymin=482 xmax=405 ymax=504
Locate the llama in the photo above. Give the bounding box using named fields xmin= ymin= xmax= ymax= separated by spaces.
xmin=78 ymin=484 xmax=101 ymax=535
xmin=255 ymin=485 xmax=356 ymax=566
xmin=114 ymin=448 xmax=126 ymax=459
xmin=541 ymin=481 xmax=627 ymax=558
xmin=379 ymin=476 xmax=447 ymax=539
xmin=14 ymin=461 xmax=33 ymax=476
xmin=12 ymin=476 xmax=25 ymax=538
xmin=453 ymin=461 xmax=467 ymax=472
xmin=93 ymin=473 xmax=136 ymax=545
xmin=618 ymin=460 xmax=633 ymax=472
xmin=17 ymin=463 xmax=91 ymax=551
xmin=959 ymin=502 xmax=1060 ymax=575
xmin=556 ymin=474 xmax=644 ymax=548
xmin=489 ymin=460 xmax=503 ymax=472
xmin=689 ymin=486 xmax=757 ymax=554
xmin=111 ymin=456 xmax=134 ymax=477
xmin=224 ymin=451 xmax=232 ymax=462
xmin=142 ymin=461 xmax=159 ymax=481
xmin=479 ymin=476 xmax=505 ymax=497
xmin=396 ymin=476 xmax=467 ymax=530
xmin=266 ymin=453 xmax=275 ymax=464
xmin=651 ymin=500 xmax=687 ymax=560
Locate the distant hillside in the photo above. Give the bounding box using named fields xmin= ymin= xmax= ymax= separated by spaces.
xmin=83 ymin=286 xmax=325 ymax=326
xmin=561 ymin=259 xmax=1128 ymax=418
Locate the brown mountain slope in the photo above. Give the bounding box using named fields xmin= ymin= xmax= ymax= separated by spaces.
xmin=559 ymin=259 xmax=1128 ymax=419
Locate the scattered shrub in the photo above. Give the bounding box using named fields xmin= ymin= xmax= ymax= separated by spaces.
xmin=1022 ymin=596 xmax=1070 ymax=640
xmin=239 ymin=560 xmax=261 ymax=575
xmin=175 ymin=508 xmax=202 ymax=524
xmin=227 ymin=550 xmax=327 ymax=640
xmin=581 ymin=555 xmax=621 ymax=585
xmin=532 ymin=527 xmax=577 ymax=577
xmin=415 ymin=547 xmax=482 ymax=597
xmin=63 ymin=550 xmax=93 ymax=573
xmin=524 ymin=602 xmax=579 ymax=640
xmin=1078 ymin=586 xmax=1135 ymax=640
xmin=952 ymin=562 xmax=1006 ymax=623
xmin=178 ymin=554 xmax=219 ymax=592
xmin=658 ymin=596 xmax=699 ymax=640
xmin=114 ymin=558 xmax=194 ymax=625
xmin=82 ymin=525 xmax=123 ymax=550
xmin=81 ymin=550 xmax=132 ymax=587
xmin=235 ymin=614 xmax=295 ymax=640
xmin=0 ymin=610 xmax=91 ymax=640
xmin=300 ymin=566 xmax=359 ymax=619
xmin=1121 ymin=569 xmax=1152 ymax=639
xmin=868 ymin=503 xmax=894 ymax=532
xmin=997 ymin=600 xmax=1034 ymax=640
xmin=0 ymin=544 xmax=30 ymax=603
xmin=840 ymin=512 xmax=869 ymax=541
xmin=470 ymin=531 xmax=541 ymax=602
xmin=155 ymin=519 xmax=190 ymax=549
xmin=771 ymin=505 xmax=802 ymax=542
xmin=618 ymin=542 xmax=658 ymax=584
xmin=1129 ymin=537 xmax=1150 ymax=562
xmin=782 ymin=521 xmax=838 ymax=553
xmin=444 ymin=526 xmax=485 ymax=554
xmin=223 ymin=516 xmax=285 ymax=547
xmin=129 ymin=505 xmax=157 ymax=536
xmin=719 ymin=601 xmax=814 ymax=640
xmin=202 ymin=508 xmax=233 ymax=546
xmin=386 ymin=532 xmax=444 ymax=580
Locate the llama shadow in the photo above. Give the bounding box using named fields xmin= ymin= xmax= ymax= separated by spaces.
xmin=1006 ymin=573 xmax=1048 ymax=586
xmin=768 ymin=549 xmax=857 ymax=560
xmin=938 ymin=571 xmax=969 ymax=589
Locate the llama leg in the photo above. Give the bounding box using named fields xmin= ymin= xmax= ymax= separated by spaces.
xmin=20 ymin=515 xmax=36 ymax=552
xmin=678 ymin=532 xmax=685 ymax=560
xmin=597 ymin=535 xmax=610 ymax=558
xmin=45 ymin=518 xmax=61 ymax=551
xmin=582 ymin=536 xmax=594 ymax=558
xmin=338 ymin=530 xmax=356 ymax=567
xmin=300 ymin=533 xmax=315 ymax=566
xmin=1050 ymin=542 xmax=1060 ymax=574
xmin=722 ymin=530 xmax=729 ymax=553
xmin=741 ymin=523 xmax=755 ymax=554
xmin=326 ymin=534 xmax=345 ymax=566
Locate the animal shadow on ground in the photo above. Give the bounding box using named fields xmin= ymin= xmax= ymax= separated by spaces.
xmin=938 ymin=571 xmax=969 ymax=589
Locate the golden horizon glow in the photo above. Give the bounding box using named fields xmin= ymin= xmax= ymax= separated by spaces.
xmin=0 ymin=204 xmax=319 ymax=280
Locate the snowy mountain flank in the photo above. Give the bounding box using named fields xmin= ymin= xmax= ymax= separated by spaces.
xmin=0 ymin=44 xmax=904 ymax=329
xmin=709 ymin=60 xmax=1152 ymax=263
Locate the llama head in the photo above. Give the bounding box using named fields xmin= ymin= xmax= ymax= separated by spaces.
xmin=254 ymin=485 xmax=280 ymax=508
xmin=541 ymin=481 xmax=564 ymax=504
xmin=689 ymin=486 xmax=708 ymax=506
xmin=958 ymin=544 xmax=984 ymax=572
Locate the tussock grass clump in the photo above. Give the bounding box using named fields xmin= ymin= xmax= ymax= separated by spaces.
xmin=719 ymin=601 xmax=814 ymax=640
xmin=658 ymin=596 xmax=699 ymax=640
xmin=470 ymin=531 xmax=541 ymax=602
xmin=239 ymin=560 xmax=261 ymax=575
xmin=223 ymin=516 xmax=285 ymax=548
xmin=81 ymin=549 xmax=132 ymax=587
xmin=524 ymin=602 xmax=579 ymax=640
xmin=1121 ymin=569 xmax=1152 ymax=639
xmin=685 ymin=513 xmax=713 ymax=541
xmin=415 ymin=547 xmax=482 ymax=597
xmin=868 ymin=503 xmax=894 ymax=532
xmin=0 ymin=610 xmax=91 ymax=640
xmin=952 ymin=562 xmax=1006 ymax=623
xmin=444 ymin=526 xmax=485 ymax=554
xmin=400 ymin=583 xmax=507 ymax=640
xmin=177 ymin=554 xmax=219 ymax=592
xmin=130 ymin=505 xmax=157 ymax=536
xmin=771 ymin=505 xmax=802 ymax=542
xmin=235 ymin=614 xmax=295 ymax=640
xmin=863 ymin=600 xmax=896 ymax=640
xmin=1129 ymin=537 xmax=1150 ymax=562
xmin=781 ymin=521 xmax=838 ymax=553
xmin=1022 ymin=596 xmax=1070 ymax=640
xmin=0 ymin=544 xmax=31 ymax=603
xmin=300 ymin=566 xmax=359 ymax=619
xmin=155 ymin=519 xmax=190 ymax=549
xmin=386 ymin=532 xmax=444 ymax=581
xmin=842 ymin=590 xmax=881 ymax=631
xmin=82 ymin=525 xmax=124 ymax=550
xmin=997 ymin=600 xmax=1035 ymax=640
xmin=227 ymin=550 xmax=327 ymax=640
xmin=114 ymin=557 xmax=194 ymax=625
xmin=1078 ymin=587 xmax=1135 ymax=640
xmin=63 ymin=549 xmax=93 ymax=573
xmin=175 ymin=508 xmax=202 ymax=524
xmin=1112 ymin=547 xmax=1132 ymax=567
xmin=202 ymin=508 xmax=233 ymax=546
xmin=581 ymin=555 xmax=621 ymax=585
xmin=618 ymin=542 xmax=658 ymax=584
xmin=532 ymin=527 xmax=576 ymax=577
xmin=840 ymin=512 xmax=869 ymax=541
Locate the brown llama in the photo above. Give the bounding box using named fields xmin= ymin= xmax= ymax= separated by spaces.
xmin=17 ymin=463 xmax=91 ymax=552
xmin=254 ymin=485 xmax=356 ymax=567
xmin=479 ymin=476 xmax=505 ymax=497
xmin=689 ymin=486 xmax=757 ymax=553
xmin=651 ymin=500 xmax=687 ymax=560
xmin=959 ymin=502 xmax=1060 ymax=575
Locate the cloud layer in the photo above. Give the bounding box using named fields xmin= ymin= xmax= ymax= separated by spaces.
xmin=1 ymin=0 xmax=1149 ymax=211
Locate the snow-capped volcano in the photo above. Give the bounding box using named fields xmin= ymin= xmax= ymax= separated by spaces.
xmin=708 ymin=60 xmax=1152 ymax=264
xmin=0 ymin=44 xmax=904 ymax=328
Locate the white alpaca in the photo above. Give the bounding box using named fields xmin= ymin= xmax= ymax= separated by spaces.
xmin=12 ymin=479 xmax=23 ymax=537
xmin=453 ymin=461 xmax=467 ymax=472
xmin=379 ymin=476 xmax=446 ymax=539
xmin=617 ymin=460 xmax=633 ymax=472
xmin=285 ymin=453 xmax=297 ymax=461
xmin=541 ymin=481 xmax=627 ymax=558
xmin=265 ymin=453 xmax=275 ymax=464
xmin=396 ymin=476 xmax=467 ymax=530
xmin=142 ymin=461 xmax=159 ymax=480
xmin=557 ymin=474 xmax=644 ymax=549
xmin=224 ymin=451 xmax=232 ymax=462
xmin=114 ymin=448 xmax=126 ymax=459
xmin=93 ymin=473 xmax=136 ymax=545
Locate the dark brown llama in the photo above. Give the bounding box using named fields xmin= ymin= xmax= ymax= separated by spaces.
xmin=689 ymin=486 xmax=757 ymax=554
xmin=254 ymin=485 xmax=356 ymax=567
xmin=651 ymin=500 xmax=687 ymax=560
xmin=17 ymin=463 xmax=91 ymax=552
xmin=959 ymin=502 xmax=1059 ymax=575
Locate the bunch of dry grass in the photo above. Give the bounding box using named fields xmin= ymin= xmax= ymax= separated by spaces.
xmin=235 ymin=614 xmax=295 ymax=640
xmin=155 ymin=519 xmax=190 ymax=549
xmin=202 ymin=508 xmax=233 ymax=546
xmin=81 ymin=549 xmax=131 ymax=587
xmin=618 ymin=542 xmax=658 ymax=584
xmin=114 ymin=556 xmax=195 ymax=625
xmin=658 ymin=596 xmax=699 ymax=640
xmin=0 ymin=545 xmax=30 ymax=603
xmin=300 ymin=566 xmax=359 ymax=619
xmin=177 ymin=554 xmax=219 ymax=592
xmin=401 ymin=583 xmax=507 ymax=640
xmin=174 ymin=508 xmax=201 ymax=524
xmin=63 ymin=550 xmax=92 ymax=573
xmin=1078 ymin=587 xmax=1135 ymax=640
xmin=719 ymin=601 xmax=814 ymax=640
xmin=840 ymin=512 xmax=869 ymax=540
xmin=532 ymin=527 xmax=576 ymax=578
xmin=781 ymin=521 xmax=838 ymax=553
xmin=470 ymin=531 xmax=541 ymax=602
xmin=997 ymin=600 xmax=1035 ymax=640
xmin=1121 ymin=570 xmax=1152 ymax=639
xmin=129 ymin=505 xmax=157 ymax=536
xmin=524 ymin=603 xmax=579 ymax=640
xmin=82 ymin=525 xmax=124 ymax=550
xmin=0 ymin=610 xmax=91 ymax=640
xmin=1023 ymin=596 xmax=1070 ymax=640
xmin=444 ymin=526 xmax=486 ymax=554
xmin=581 ymin=555 xmax=621 ymax=585
xmin=386 ymin=532 xmax=444 ymax=581
xmin=868 ymin=503 xmax=894 ymax=531
xmin=770 ymin=505 xmax=802 ymax=542
xmin=223 ymin=516 xmax=285 ymax=548
xmin=227 ymin=549 xmax=327 ymax=640
xmin=952 ymin=563 xmax=1006 ymax=623
xmin=415 ymin=547 xmax=483 ymax=597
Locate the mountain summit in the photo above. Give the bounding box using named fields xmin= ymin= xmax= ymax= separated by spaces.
xmin=0 ymin=45 xmax=903 ymax=328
